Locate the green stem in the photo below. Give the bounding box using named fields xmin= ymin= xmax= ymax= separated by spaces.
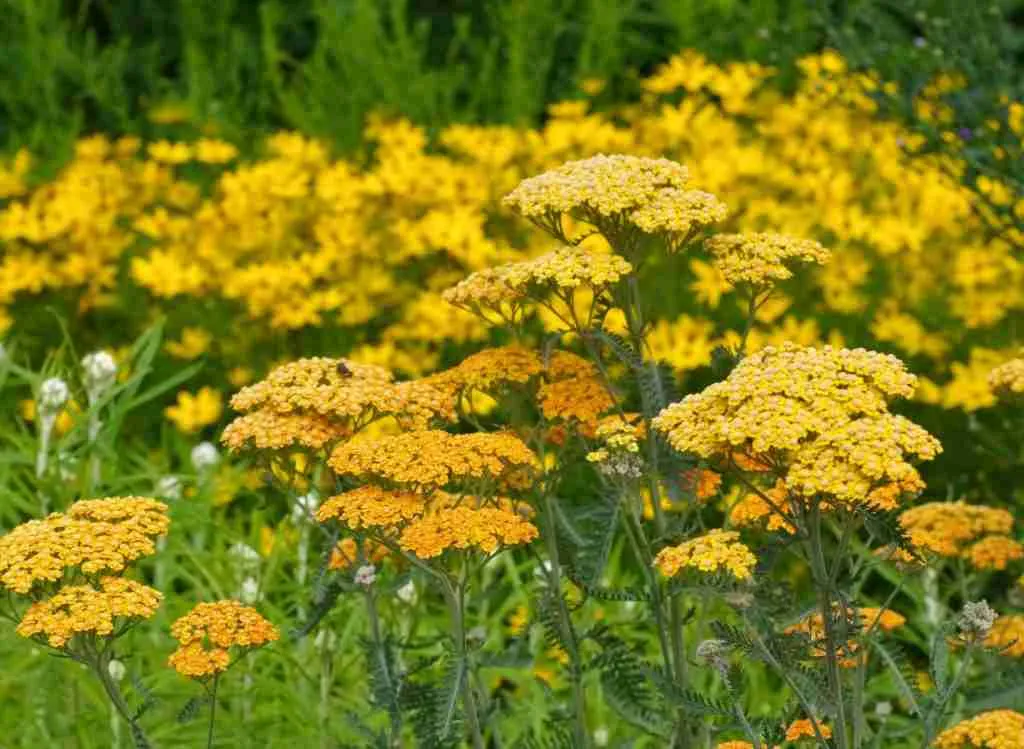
xmin=540 ymin=494 xmax=590 ymax=749
xmin=446 ymin=576 xmax=484 ymax=749
xmin=92 ymin=655 xmax=151 ymax=749
xmin=745 ymin=620 xmax=831 ymax=747
xmin=807 ymin=506 xmax=850 ymax=749
xmin=364 ymin=587 xmax=402 ymax=743
xmin=207 ymin=674 xmax=219 ymax=749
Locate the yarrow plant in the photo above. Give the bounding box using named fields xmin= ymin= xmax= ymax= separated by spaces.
xmin=205 ymin=149 xmax=1024 ymax=747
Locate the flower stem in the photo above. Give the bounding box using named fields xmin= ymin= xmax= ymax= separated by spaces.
xmin=446 ymin=576 xmax=484 ymax=749
xmin=540 ymin=493 xmax=590 ymax=748
xmin=207 ymin=674 xmax=219 ymax=749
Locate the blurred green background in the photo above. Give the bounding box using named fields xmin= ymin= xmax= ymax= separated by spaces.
xmin=5 ymin=0 xmax=1022 ymax=164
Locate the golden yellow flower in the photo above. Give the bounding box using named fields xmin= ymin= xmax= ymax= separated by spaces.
xmin=900 ymin=501 xmax=1014 ymax=559
xmin=984 ymin=615 xmax=1024 ymax=657
xmin=654 ymin=529 xmax=756 ymax=580
xmin=168 ymin=600 xmax=279 ymax=680
xmin=17 ymin=577 xmax=162 ymax=648
xmin=654 ymin=344 xmax=939 ymax=506
xmin=989 ymin=357 xmax=1024 ymax=397
xmin=933 ymin=710 xmax=1024 ymax=749
xmin=784 ymin=719 xmax=831 ymax=742
xmin=221 ymin=409 xmax=351 ymax=453
xmin=317 ymin=486 xmax=429 ymax=530
xmin=397 ymin=505 xmax=538 ymax=558
xmin=166 ymin=387 xmax=223 ymax=433
xmin=965 ymin=535 xmax=1024 ymax=571
xmin=328 ymin=430 xmax=537 ymax=491
xmin=0 ymin=499 xmax=169 ymax=595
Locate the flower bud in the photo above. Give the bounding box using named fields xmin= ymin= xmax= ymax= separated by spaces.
xmin=39 ymin=378 xmax=70 ymax=415
xmin=958 ymin=600 xmax=997 ymax=640
xmin=107 ymin=659 xmax=127 ymax=682
xmin=156 ymin=475 xmax=183 ymax=501
xmin=190 ymin=441 xmax=220 ymax=472
xmin=82 ymin=351 xmax=117 ymax=402
xmin=396 ymin=580 xmax=417 ymax=605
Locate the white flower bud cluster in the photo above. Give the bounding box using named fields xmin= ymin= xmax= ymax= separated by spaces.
xmin=81 ymin=350 xmax=117 ymax=403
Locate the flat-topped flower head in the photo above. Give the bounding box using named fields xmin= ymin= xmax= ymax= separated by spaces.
xmin=222 ymin=409 xmax=351 ymax=452
xmin=989 ymin=357 xmax=1024 ymax=398
xmin=934 ymin=710 xmax=1024 ymax=749
xmin=397 ymin=504 xmax=538 ymax=559
xmin=899 ymin=501 xmax=1014 ymax=559
xmin=654 ymin=529 xmax=756 ymax=581
xmin=706 ymin=232 xmax=831 ymax=288
xmin=0 ymin=500 xmax=170 ymax=595
xmin=328 ymin=430 xmax=538 ymax=491
xmin=168 ymin=600 xmax=279 ymax=680
xmin=629 ymin=189 xmax=728 ymax=250
xmin=984 ymin=615 xmax=1024 ymax=657
xmin=428 ymin=346 xmax=545 ymax=400
xmin=504 ymin=155 xmax=724 ymax=251
xmin=505 ymin=154 xmax=689 ymax=220
xmin=317 ymin=486 xmax=429 ymax=531
xmin=537 ymin=351 xmax=616 ymax=435
xmin=965 ymin=535 xmax=1024 ymax=571
xmin=229 ymin=357 xmax=452 ymax=429
xmin=442 ymin=246 xmax=632 ymax=322
xmin=67 ymin=497 xmax=170 ymax=537
xmin=17 ymin=577 xmax=162 ymax=648
xmin=654 ymin=344 xmax=939 ymax=507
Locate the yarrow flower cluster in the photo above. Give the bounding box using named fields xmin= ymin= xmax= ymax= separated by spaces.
xmin=705 ymin=232 xmax=831 ymax=287
xmin=0 ymin=497 xmax=169 ymax=594
xmin=989 ymin=357 xmax=1024 ymax=397
xmin=785 ymin=605 xmax=906 ymax=666
xmin=168 ymin=600 xmax=279 ymax=679
xmin=899 ymin=501 xmax=1020 ymax=569
xmin=223 ymin=357 xmax=453 ymax=453
xmin=502 ymin=154 xmax=724 ymax=249
xmin=653 ymin=344 xmax=940 ymax=505
xmin=328 ymin=429 xmax=538 ymax=491
xmin=654 ymin=529 xmax=757 ymax=581
xmin=442 ymin=246 xmax=632 ymax=319
xmin=319 ymin=489 xmax=537 ymax=559
xmin=933 ymin=710 xmax=1024 ymax=749
xmin=983 ymin=613 xmax=1024 ymax=656
xmin=17 ymin=577 xmax=162 ymax=647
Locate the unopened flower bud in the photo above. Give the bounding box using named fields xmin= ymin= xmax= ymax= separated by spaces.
xmin=190 ymin=441 xmax=220 ymax=472
xmin=156 ymin=475 xmax=183 ymax=501
xmin=958 ymin=600 xmax=997 ymax=640
xmin=39 ymin=378 xmax=70 ymax=415
xmin=696 ymin=638 xmax=731 ymax=677
xmin=82 ymin=351 xmax=117 ymax=401
xmin=108 ymin=659 xmax=127 ymax=682
xmin=396 ymin=580 xmax=417 ymax=605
